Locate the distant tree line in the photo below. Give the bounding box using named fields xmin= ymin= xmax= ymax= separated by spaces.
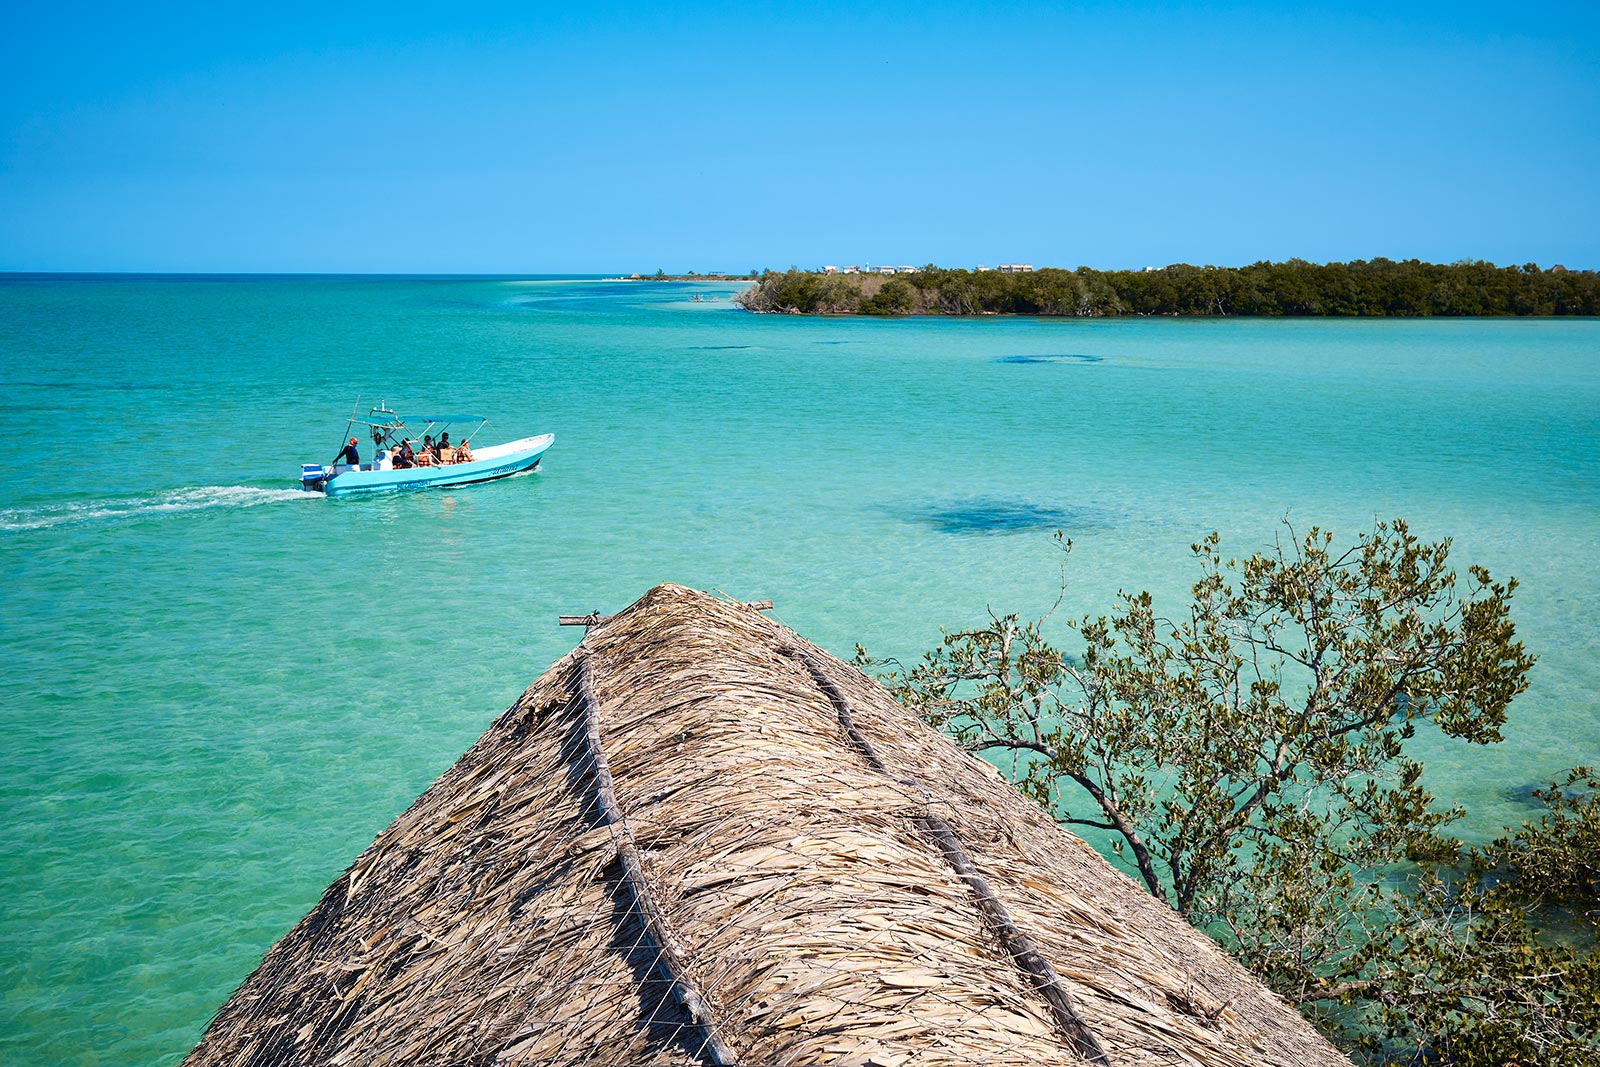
xmin=734 ymin=259 xmax=1600 ymax=317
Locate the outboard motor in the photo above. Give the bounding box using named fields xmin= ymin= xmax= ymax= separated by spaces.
xmin=300 ymin=463 xmax=330 ymax=492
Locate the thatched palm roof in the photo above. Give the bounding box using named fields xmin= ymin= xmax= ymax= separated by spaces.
xmin=185 ymin=583 xmax=1350 ymax=1067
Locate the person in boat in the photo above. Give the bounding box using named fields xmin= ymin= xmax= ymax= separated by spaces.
xmin=437 ymin=432 xmax=454 ymax=464
xmin=455 ymin=439 xmax=474 ymax=463
xmin=335 ymin=437 xmax=360 ymax=468
xmin=393 ymin=439 xmax=416 ymax=469
xmin=416 ymin=435 xmax=437 ymax=466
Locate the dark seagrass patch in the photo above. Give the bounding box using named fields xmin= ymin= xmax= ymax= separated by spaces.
xmin=992 ymin=353 xmax=1104 ymax=365
xmin=904 ymin=496 xmax=1103 ymax=535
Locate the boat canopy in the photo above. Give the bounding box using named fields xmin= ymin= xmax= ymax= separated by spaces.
xmin=335 ymin=406 xmax=489 ymax=449
xmin=351 ymin=410 xmax=406 ymax=428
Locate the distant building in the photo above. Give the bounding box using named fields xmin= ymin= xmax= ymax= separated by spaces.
xmin=842 ymin=265 xmax=860 ymax=274
xmin=996 ymin=264 xmax=1034 ymax=274
xmin=1143 ymin=266 xmax=1158 ymax=273
xmin=822 ymin=265 xmax=839 ymax=274
xmin=975 ymin=265 xmax=991 ymax=271
xmin=875 ymin=266 xmax=897 ymax=275
xmin=897 ymin=265 xmax=920 ymax=274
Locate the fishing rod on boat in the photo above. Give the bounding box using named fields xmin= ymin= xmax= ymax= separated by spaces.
xmin=331 ymin=394 xmax=363 ymax=465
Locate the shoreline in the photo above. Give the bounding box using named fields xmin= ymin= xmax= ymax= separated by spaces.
xmin=610 ymin=273 xmax=756 ymax=282
xmin=732 ymin=261 xmax=1600 ymax=318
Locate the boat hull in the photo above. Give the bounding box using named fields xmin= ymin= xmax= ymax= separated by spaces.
xmin=318 ymin=434 xmax=554 ymax=497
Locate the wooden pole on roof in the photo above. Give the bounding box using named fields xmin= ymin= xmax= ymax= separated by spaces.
xmin=561 ymin=600 xmax=771 ymax=627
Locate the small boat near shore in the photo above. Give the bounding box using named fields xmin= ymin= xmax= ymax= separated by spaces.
xmin=300 ymin=405 xmax=553 ymax=497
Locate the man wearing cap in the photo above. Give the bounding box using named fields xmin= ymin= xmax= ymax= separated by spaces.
xmin=335 ymin=437 xmax=360 ymax=468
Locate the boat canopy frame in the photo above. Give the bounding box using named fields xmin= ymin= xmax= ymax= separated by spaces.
xmin=335 ymin=401 xmax=491 ymax=456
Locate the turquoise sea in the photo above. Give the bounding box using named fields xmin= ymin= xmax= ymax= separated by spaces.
xmin=2 ymin=275 xmax=1597 ymax=1065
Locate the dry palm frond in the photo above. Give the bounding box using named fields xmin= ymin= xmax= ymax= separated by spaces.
xmin=184 ymin=584 xmax=1350 ymax=1067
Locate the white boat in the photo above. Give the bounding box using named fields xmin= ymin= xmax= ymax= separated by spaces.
xmin=300 ymin=405 xmax=553 ymax=497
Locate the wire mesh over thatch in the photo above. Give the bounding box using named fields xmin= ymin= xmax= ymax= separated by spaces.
xmin=184 ymin=583 xmax=1351 ymax=1067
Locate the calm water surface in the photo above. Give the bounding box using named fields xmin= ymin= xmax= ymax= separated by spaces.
xmin=2 ymin=275 xmax=1597 ymax=1065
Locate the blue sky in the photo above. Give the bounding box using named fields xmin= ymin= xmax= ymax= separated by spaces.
xmin=2 ymin=1 xmax=1596 ymax=272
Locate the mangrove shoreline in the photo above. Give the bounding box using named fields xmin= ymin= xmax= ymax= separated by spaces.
xmin=733 ymin=260 xmax=1600 ymax=317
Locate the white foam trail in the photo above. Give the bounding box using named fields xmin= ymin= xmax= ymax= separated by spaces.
xmin=1 ymin=486 xmax=319 ymax=532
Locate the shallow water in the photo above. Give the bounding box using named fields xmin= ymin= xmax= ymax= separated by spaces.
xmin=2 ymin=275 xmax=1597 ymax=1065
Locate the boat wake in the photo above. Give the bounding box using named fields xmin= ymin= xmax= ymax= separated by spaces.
xmin=1 ymin=486 xmax=317 ymax=532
